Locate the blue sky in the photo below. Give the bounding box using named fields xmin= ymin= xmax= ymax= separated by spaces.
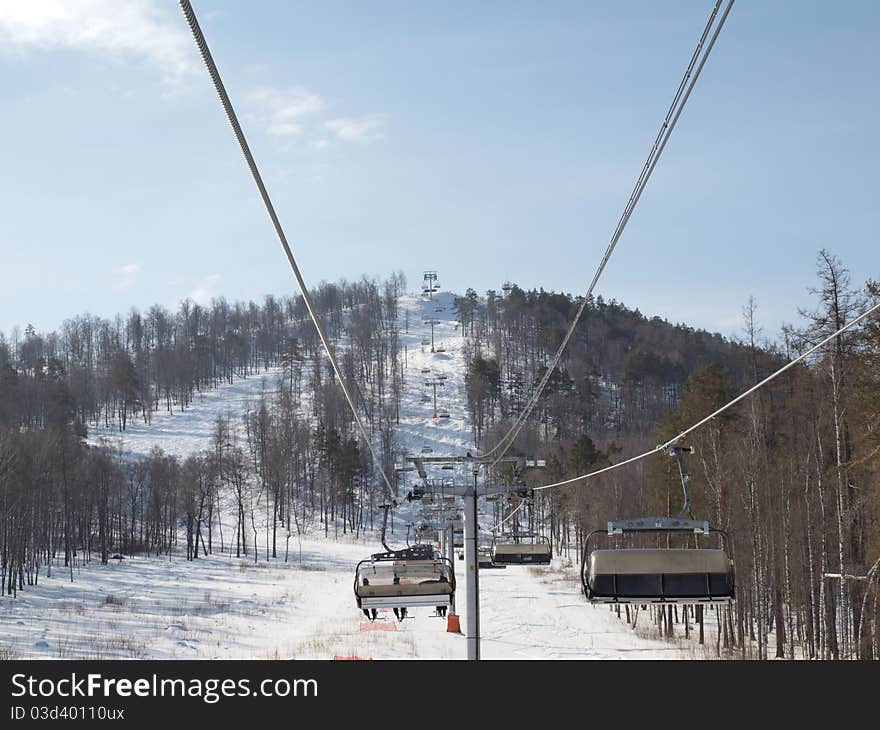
xmin=1 ymin=1 xmax=878 ymax=342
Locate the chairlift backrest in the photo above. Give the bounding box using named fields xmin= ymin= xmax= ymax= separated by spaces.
xmin=583 ymin=543 xmax=734 ymax=604
xmin=354 ymin=549 xmax=456 ymax=609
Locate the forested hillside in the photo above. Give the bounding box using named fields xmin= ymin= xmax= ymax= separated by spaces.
xmin=0 ymin=274 xmax=408 ymax=594
xmin=2 ymin=251 xmax=879 ymax=660
xmin=460 ymin=251 xmax=880 ymax=659
xmin=455 ymin=283 xmax=768 ymax=446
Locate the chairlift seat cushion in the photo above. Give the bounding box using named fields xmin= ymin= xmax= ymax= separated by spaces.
xmin=589 ymin=548 xmax=728 ymax=574
xmin=586 ymin=548 xmax=733 ymax=601
xmin=356 ymin=581 xmax=454 ymax=599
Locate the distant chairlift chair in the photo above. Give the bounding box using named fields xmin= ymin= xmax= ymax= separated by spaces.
xmin=491 ymin=534 xmax=552 ymax=565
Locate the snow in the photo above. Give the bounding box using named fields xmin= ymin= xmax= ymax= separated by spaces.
xmin=88 ymin=368 xmax=285 ymax=460
xmin=0 ymin=291 xmax=714 ymax=660
xmin=0 ymin=540 xmax=701 ymax=659
xmin=394 ymin=292 xmax=474 ymax=462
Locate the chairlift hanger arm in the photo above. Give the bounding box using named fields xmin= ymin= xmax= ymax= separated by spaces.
xmin=667 ymin=445 xmax=694 ymax=519
xmin=604 ymin=447 xmax=700 ymax=533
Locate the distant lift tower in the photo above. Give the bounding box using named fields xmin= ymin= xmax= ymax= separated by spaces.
xmin=424 ymin=376 xmax=445 ymax=418
xmin=422 ymin=315 xmax=441 ymax=353
xmin=422 ymin=271 xmax=439 ymax=299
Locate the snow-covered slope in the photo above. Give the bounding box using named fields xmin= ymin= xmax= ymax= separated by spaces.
xmin=0 ymin=291 xmax=713 ymax=660
xmin=0 ymin=538 xmax=702 ymax=659
xmin=393 ymin=292 xmax=473 ymax=478
xmin=89 ymin=368 xmax=285 ymax=459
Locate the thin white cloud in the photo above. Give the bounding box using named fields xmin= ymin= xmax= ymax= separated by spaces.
xmin=113 ymin=262 xmax=142 ymax=292
xmin=247 ymin=86 xmax=325 ymax=138
xmin=0 ymin=0 xmax=196 ymax=79
xmin=188 ymin=274 xmax=222 ymax=306
xmin=325 ymin=115 xmax=385 ymax=143
xmin=245 ymin=88 xmax=385 ymax=147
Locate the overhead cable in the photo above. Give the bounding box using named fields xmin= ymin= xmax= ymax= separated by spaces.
xmin=534 ymin=299 xmax=880 ymax=491
xmin=178 ymin=0 xmax=396 ymax=500
xmin=482 ymin=0 xmax=734 ymax=468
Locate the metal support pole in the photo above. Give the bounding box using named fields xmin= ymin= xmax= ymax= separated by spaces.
xmin=446 ymin=523 xmax=456 ymax=613
xmin=465 ymin=468 xmax=480 ymax=660
xmin=668 ymin=446 xmax=694 ymax=519
xmin=446 ymin=523 xmax=455 ymax=566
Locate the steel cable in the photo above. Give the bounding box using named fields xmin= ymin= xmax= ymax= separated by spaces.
xmin=534 ymin=299 xmax=880 ymax=491
xmin=178 ymin=0 xmax=396 ymax=501
xmin=482 ymin=0 xmax=734 ymax=468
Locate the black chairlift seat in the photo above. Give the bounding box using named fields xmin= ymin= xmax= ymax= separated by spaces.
xmin=582 ymin=540 xmax=734 ymax=604
xmin=354 ymin=546 xmax=456 ymax=611
xmin=491 ymin=536 xmax=552 ymax=565
xmin=581 ymin=445 xmax=736 ymax=605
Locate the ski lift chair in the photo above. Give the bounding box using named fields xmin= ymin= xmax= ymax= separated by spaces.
xmin=491 ymin=535 xmax=552 ymax=565
xmin=581 ymin=446 xmax=735 ymax=604
xmin=354 ymin=545 xmax=455 ymax=619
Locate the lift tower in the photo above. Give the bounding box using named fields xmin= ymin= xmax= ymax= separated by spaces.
xmin=405 ymin=454 xmax=544 ymax=660
xmin=422 ymin=271 xmax=439 ymax=299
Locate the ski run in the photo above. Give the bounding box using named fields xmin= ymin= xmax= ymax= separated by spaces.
xmin=1 ymin=293 xmax=712 ymax=660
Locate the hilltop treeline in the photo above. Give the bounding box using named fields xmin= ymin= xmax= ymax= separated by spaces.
xmin=0 ymin=272 xmax=407 ymax=432
xmin=456 ymin=281 xmax=765 ymax=447
xmin=466 ymin=251 xmax=880 ymax=659
xmin=0 ymin=274 xmax=407 ymax=595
